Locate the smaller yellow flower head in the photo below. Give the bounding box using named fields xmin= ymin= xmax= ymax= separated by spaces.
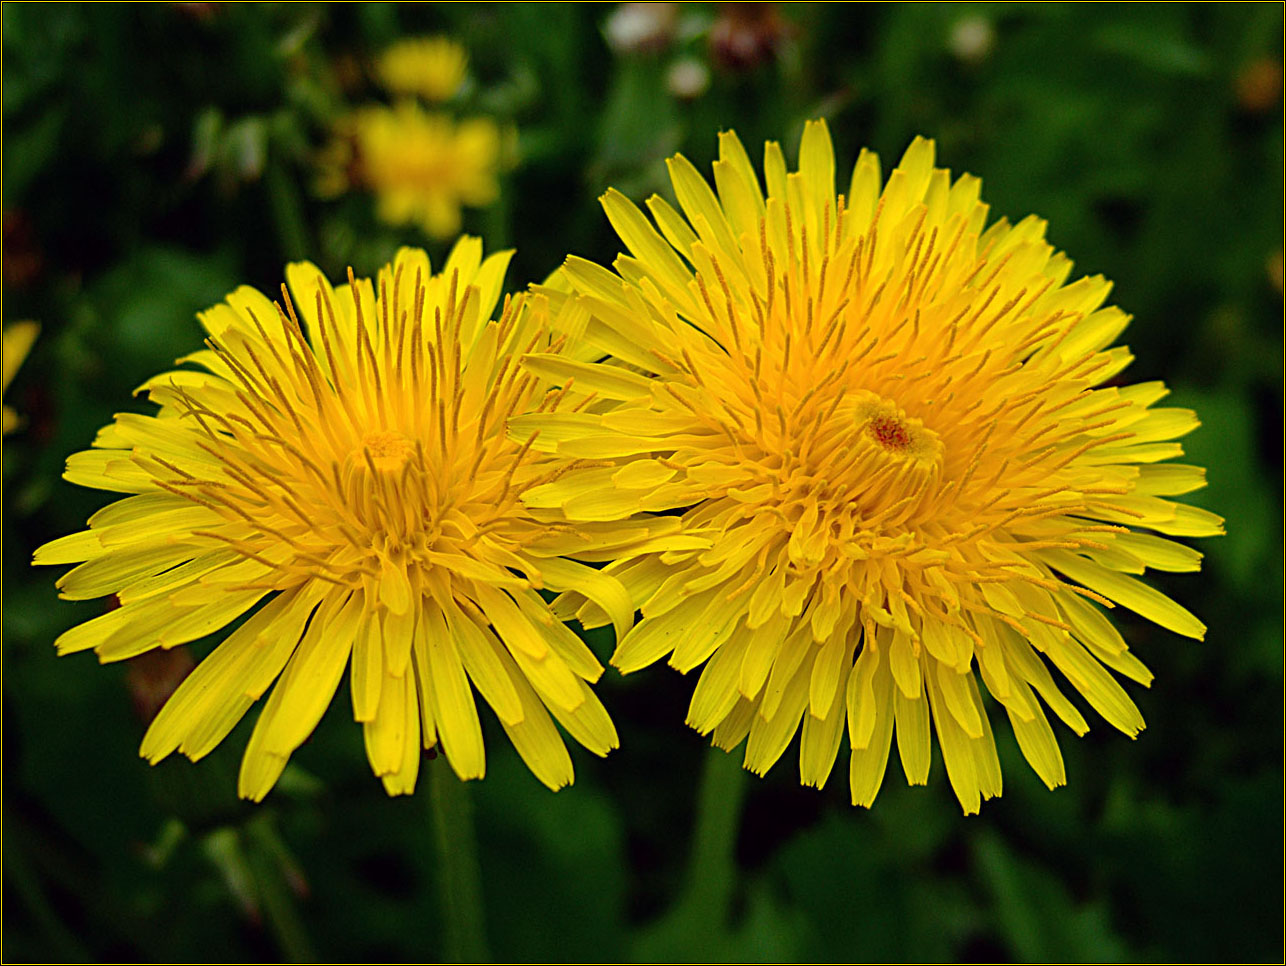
xmin=378 ymin=35 xmax=469 ymax=103
xmin=34 ymin=240 xmax=670 ymax=801
xmin=353 ymin=101 xmax=506 ymax=240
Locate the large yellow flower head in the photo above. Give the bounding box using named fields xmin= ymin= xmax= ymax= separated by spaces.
xmin=35 ymin=239 xmax=653 ymax=801
xmin=377 ymin=35 xmax=469 ymax=103
xmin=530 ymin=121 xmax=1222 ymax=813
xmin=350 ymin=101 xmax=506 ymax=240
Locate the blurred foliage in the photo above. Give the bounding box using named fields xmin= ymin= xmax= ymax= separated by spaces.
xmin=3 ymin=2 xmax=1282 ymax=962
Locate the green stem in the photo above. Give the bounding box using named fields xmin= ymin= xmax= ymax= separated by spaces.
xmin=629 ymin=747 xmax=749 ymax=962
xmin=244 ymin=818 xmax=318 ymax=964
xmin=428 ymin=761 xmax=491 ymax=964
xmin=676 ymin=745 xmax=747 ymax=923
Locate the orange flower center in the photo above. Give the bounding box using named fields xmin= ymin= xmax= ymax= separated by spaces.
xmin=868 ymin=413 xmax=912 ymax=451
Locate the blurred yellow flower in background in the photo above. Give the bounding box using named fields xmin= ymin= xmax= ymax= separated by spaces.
xmin=378 ymin=35 xmax=469 ymax=103
xmin=526 ymin=121 xmax=1222 ymax=814
xmin=2 ymin=320 xmax=39 ymax=435
xmin=335 ymin=101 xmax=509 ymax=240
xmin=32 ymin=240 xmax=664 ymax=801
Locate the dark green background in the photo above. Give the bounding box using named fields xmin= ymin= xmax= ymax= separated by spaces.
xmin=4 ymin=3 xmax=1281 ymax=962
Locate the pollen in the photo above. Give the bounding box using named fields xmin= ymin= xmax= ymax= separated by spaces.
xmin=361 ymin=430 xmax=415 ymax=471
xmin=852 ymin=394 xmax=943 ymax=468
xmin=869 ymin=414 xmax=910 ymax=450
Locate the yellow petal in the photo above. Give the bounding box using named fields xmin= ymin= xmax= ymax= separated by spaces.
xmin=1039 ymin=549 xmax=1206 ymax=640
xmin=33 ymin=530 xmax=105 ymax=566
xmin=797 ymin=118 xmax=836 ymax=219
xmin=799 ymin=662 xmax=847 ymax=790
xmin=893 ymin=675 xmax=931 ymax=786
xmin=363 ymin=662 xmax=414 ymax=778
xmin=612 ymin=597 xmax=697 ymax=674
xmin=63 ymin=450 xmax=153 ymax=493
xmin=1005 ymin=680 xmax=1066 ymax=789
xmin=996 ymin=624 xmax=1089 ymax=736
xmin=57 ymin=544 xmax=195 ymax=601
xmin=888 ymin=629 xmax=922 ymax=699
xmin=848 ymin=647 xmax=895 ymax=808
xmin=1134 ymin=463 xmax=1206 ymax=496
xmin=687 ymin=632 xmax=751 ymax=735
xmin=1034 ymin=626 xmax=1144 ymax=737
xmin=738 ymin=610 xmax=790 ymax=699
xmin=493 ymin=649 xmax=574 ymax=791
xmin=600 ymin=188 xmax=694 ymax=305
xmin=471 ymin=583 xmax=549 ymax=661
xmin=237 ymin=683 xmax=291 ymax=802
xmin=422 ymin=604 xmax=486 ymax=780
xmin=449 ymin=603 xmax=523 ymax=726
xmin=350 ymin=613 xmax=384 ymax=722
xmin=936 ymin=660 xmax=984 ymax=738
xmin=536 ymin=556 xmax=635 ymax=644
xmin=543 ymin=681 xmax=618 ymax=757
xmin=261 ymin=591 xmax=362 ymax=757
xmin=808 ymin=630 xmax=851 ymax=719
xmin=666 ymin=153 xmax=742 ymax=267
xmin=2 ymin=321 xmax=39 ymax=392
xmin=745 ymin=652 xmax=810 ymax=775
xmin=140 ymin=594 xmax=295 ymax=763
xmin=521 ymin=353 xmax=654 ymax=400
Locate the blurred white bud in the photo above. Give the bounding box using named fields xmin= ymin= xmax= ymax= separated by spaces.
xmin=667 ymin=58 xmax=710 ymax=99
xmin=604 ymin=2 xmax=677 ymax=55
xmin=948 ymin=16 xmax=995 ymax=65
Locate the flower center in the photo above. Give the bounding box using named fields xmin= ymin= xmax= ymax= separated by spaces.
xmin=868 ymin=413 xmax=912 ymax=451
xmin=853 ymin=394 xmax=942 ymax=468
xmin=361 ymin=430 xmax=415 ymax=474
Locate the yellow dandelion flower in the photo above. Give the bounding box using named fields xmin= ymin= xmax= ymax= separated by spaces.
xmin=34 ymin=239 xmax=660 ymax=801
xmin=352 ymin=101 xmax=506 ymax=240
xmin=3 ymin=320 xmax=39 ymax=435
xmin=378 ymin=35 xmax=469 ymax=103
xmin=526 ymin=121 xmax=1223 ymax=814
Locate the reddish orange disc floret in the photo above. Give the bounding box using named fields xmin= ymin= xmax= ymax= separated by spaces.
xmin=868 ymin=414 xmax=911 ymax=451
